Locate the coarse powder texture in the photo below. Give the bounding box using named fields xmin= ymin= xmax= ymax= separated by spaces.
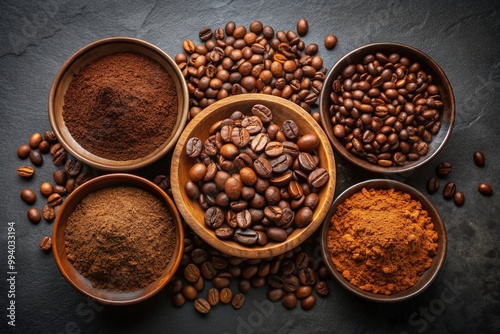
xmin=63 ymin=52 xmax=178 ymax=161
xmin=327 ymin=188 xmax=438 ymax=295
xmin=65 ymin=186 xmax=176 ymax=292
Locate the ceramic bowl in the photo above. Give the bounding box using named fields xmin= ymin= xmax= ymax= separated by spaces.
xmin=171 ymin=94 xmax=336 ymax=259
xmin=319 ymin=42 xmax=455 ymax=174
xmin=48 ymin=37 xmax=189 ymax=171
xmin=52 ymin=173 xmax=184 ymax=305
xmin=321 ymin=179 xmax=447 ymax=302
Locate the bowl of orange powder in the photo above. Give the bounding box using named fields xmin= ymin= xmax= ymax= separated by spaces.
xmin=321 ymin=179 xmax=447 ymax=302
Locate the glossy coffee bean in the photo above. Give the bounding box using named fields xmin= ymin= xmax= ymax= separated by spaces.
xmin=301 ymin=294 xmax=316 ymax=310
xmin=39 ymin=236 xmax=52 ymax=251
xmin=29 ymin=133 xmax=43 ymax=149
xmin=171 ymin=293 xmax=185 ymax=307
xmin=282 ymin=292 xmax=297 ymax=309
xmin=40 ymin=182 xmax=53 ymax=197
xmin=182 ymin=285 xmax=198 ymax=300
xmin=478 ymin=183 xmax=493 ymax=196
xmin=184 ymin=263 xmax=201 ymax=283
xmin=27 ymin=208 xmax=41 ymax=224
xmin=324 ymin=34 xmax=338 ymax=49
xmin=17 ymin=144 xmax=31 ymax=159
xmin=453 ymin=191 xmax=465 ymax=207
xmin=64 ymin=159 xmax=82 ymax=177
xmin=295 ymin=285 xmax=312 ymax=299
xmin=53 ymin=170 xmax=68 ymax=186
xmin=315 ymin=281 xmax=330 ymax=296
xmin=219 ymin=287 xmax=233 ymax=304
xmin=42 ymin=205 xmax=55 ymax=221
xmin=442 ymin=182 xmax=456 ymax=199
xmin=29 ymin=150 xmax=43 ymax=166
xmin=296 ymin=18 xmax=308 ymax=36
xmin=17 ymin=166 xmax=34 ymax=178
xmin=426 ymin=177 xmax=439 ymax=194
xmin=207 ymin=288 xmax=220 ymax=306
xmin=436 ymin=162 xmax=452 ymax=177
xmin=194 ymin=298 xmax=211 ymax=314
xmin=473 ymin=151 xmax=485 ymax=167
xmin=20 ymin=188 xmax=36 ymax=204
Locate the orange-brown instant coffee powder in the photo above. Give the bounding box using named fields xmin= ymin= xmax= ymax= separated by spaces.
xmin=65 ymin=186 xmax=176 ymax=292
xmin=63 ymin=52 xmax=178 ymax=161
xmin=327 ymin=188 xmax=438 ymax=295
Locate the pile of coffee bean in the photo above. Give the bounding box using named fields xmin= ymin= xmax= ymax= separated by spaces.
xmin=16 ymin=130 xmax=93 ymax=250
xmin=175 ymin=19 xmax=335 ymax=121
xmin=328 ymin=51 xmax=444 ymax=167
xmin=426 ymin=151 xmax=493 ymax=206
xmin=184 ymin=104 xmax=329 ymax=247
xmin=168 ymin=226 xmax=331 ymax=313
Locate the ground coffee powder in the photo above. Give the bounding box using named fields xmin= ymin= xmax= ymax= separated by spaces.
xmin=63 ymin=52 xmax=178 ymax=161
xmin=65 ymin=186 xmax=176 ymax=291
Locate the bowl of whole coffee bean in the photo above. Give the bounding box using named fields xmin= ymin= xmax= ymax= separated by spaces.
xmin=48 ymin=37 xmax=189 ymax=172
xmin=319 ymin=42 xmax=455 ymax=174
xmin=52 ymin=173 xmax=184 ymax=305
xmin=171 ymin=94 xmax=336 ymax=259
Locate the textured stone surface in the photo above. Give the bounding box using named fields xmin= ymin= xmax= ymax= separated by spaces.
xmin=0 ymin=0 xmax=499 ymax=333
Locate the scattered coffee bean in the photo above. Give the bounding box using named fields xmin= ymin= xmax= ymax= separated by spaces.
xmin=295 ymin=285 xmax=312 ymax=299
xmin=207 ymin=288 xmax=220 ymax=306
xmin=17 ymin=144 xmax=31 ymax=159
xmin=194 ymin=298 xmax=211 ymax=314
xmin=53 ymin=170 xmax=68 ymax=186
xmin=40 ymin=182 xmax=53 ymax=197
xmin=220 ymin=287 xmax=233 ymax=304
xmin=38 ymin=140 xmax=50 ymax=154
xmin=231 ymin=293 xmax=245 ymax=310
xmin=436 ymin=162 xmax=452 ymax=178
xmin=443 ymin=182 xmax=456 ymax=199
xmin=301 ymin=294 xmax=316 ymax=310
xmin=315 ymin=281 xmax=330 ymax=296
xmin=29 ymin=150 xmax=43 ymax=166
xmin=17 ymin=166 xmax=34 ymax=178
xmin=324 ymin=34 xmax=338 ymax=49
xmin=39 ymin=236 xmax=52 ymax=251
xmin=47 ymin=193 xmax=63 ymax=207
xmin=20 ymin=188 xmax=36 ymax=204
xmin=282 ymin=292 xmax=297 ymax=309
xmin=171 ymin=293 xmax=186 ymax=307
xmin=44 ymin=130 xmax=58 ymax=143
xmin=64 ymin=159 xmax=82 ymax=177
xmin=426 ymin=177 xmax=439 ymax=194
xmin=42 ymin=204 xmax=55 ymax=221
xmin=27 ymin=208 xmax=41 ymax=224
xmin=29 ymin=133 xmax=43 ymax=149
xmin=296 ymin=18 xmax=309 ymax=36
xmin=182 ymin=285 xmax=198 ymax=300
xmin=453 ymin=191 xmax=465 ymax=207
xmin=473 ymin=151 xmax=485 ymax=167
xmin=478 ymin=183 xmax=493 ymax=196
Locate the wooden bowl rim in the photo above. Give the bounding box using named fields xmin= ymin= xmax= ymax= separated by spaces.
xmin=171 ymin=94 xmax=336 ymax=258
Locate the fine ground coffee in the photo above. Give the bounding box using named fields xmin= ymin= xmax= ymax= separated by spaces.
xmin=63 ymin=52 xmax=178 ymax=161
xmin=65 ymin=186 xmax=176 ymax=292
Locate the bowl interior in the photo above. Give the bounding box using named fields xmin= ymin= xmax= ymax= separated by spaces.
xmin=321 ymin=179 xmax=447 ymax=302
xmin=319 ymin=42 xmax=455 ymax=174
xmin=48 ymin=37 xmax=189 ymax=171
xmin=171 ymin=94 xmax=336 ymax=259
xmin=52 ymin=174 xmax=184 ymax=305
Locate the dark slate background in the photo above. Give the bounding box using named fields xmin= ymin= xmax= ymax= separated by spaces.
xmin=1 ymin=0 xmax=499 ymax=333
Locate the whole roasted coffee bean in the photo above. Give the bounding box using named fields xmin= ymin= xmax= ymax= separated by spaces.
xmin=182 ymin=285 xmax=198 ymax=300
xmin=199 ymin=27 xmax=213 ymax=41
xmin=29 ymin=132 xmax=43 ymax=149
xmin=266 ymin=227 xmax=288 ymax=242
xmin=53 ymin=170 xmax=68 ymax=186
xmin=265 ymin=141 xmax=284 ymax=157
xmin=194 ymin=298 xmax=211 ymax=314
xmin=184 ymin=263 xmax=201 ymax=283
xmin=189 ymin=163 xmax=207 ymax=182
xmin=38 ymin=141 xmax=50 ymax=154
xmin=283 ymin=274 xmax=300 ymax=292
xmin=171 ymin=293 xmax=185 ymax=307
xmin=442 ymin=182 xmax=456 ymax=199
xmin=298 ymin=267 xmax=316 ymax=285
xmin=426 ymin=177 xmax=440 ymax=194
xmin=219 ymin=287 xmax=233 ymax=304
xmin=44 ymin=130 xmax=57 ymax=143
xmin=282 ymin=292 xmax=297 ymax=309
xmin=453 ymin=191 xmax=465 ymax=207
xmin=234 ymin=228 xmax=259 ymax=245
xmin=253 ymin=157 xmax=273 ymax=178
xmin=168 ymin=278 xmax=183 ymax=294
xmin=266 ymin=274 xmax=284 ymax=288
xmin=29 ymin=150 xmax=43 ymax=166
xmin=65 ymin=178 xmax=76 ymax=194
xmin=295 ymin=252 xmax=309 ymax=270
xmin=324 ymin=34 xmax=338 ymax=49
xmin=17 ymin=166 xmax=34 ymax=178
xmin=294 ymin=207 xmax=313 ymax=227
xmin=53 ymin=185 xmax=67 ymax=196
xmin=308 ymin=168 xmax=329 ymax=188
xmin=436 ymin=162 xmax=452 ymax=177
xmin=64 ymin=159 xmax=82 ymax=177
xmin=205 ymin=207 xmax=224 ymax=229
xmin=27 ymin=208 xmax=41 ymax=224
xmin=215 ymin=226 xmax=234 ymax=239
xmin=211 ymin=256 xmax=229 ymax=270
xmin=20 ymin=188 xmax=36 ymax=204
xmin=473 ymin=151 xmax=485 ymax=167
xmin=296 ymin=134 xmax=320 ymax=152
xmin=39 ymin=236 xmax=52 ymax=251
xmin=42 ymin=205 xmax=55 ymax=221
xmin=191 ymin=248 xmax=208 ymax=264
xmin=315 ymin=281 xmax=330 ymax=296
xmin=295 ymin=285 xmax=312 ymax=299
xmin=201 ymin=261 xmax=217 ymax=279
xmin=17 ymin=144 xmax=31 ymax=159
xmin=252 ymin=104 xmax=273 ymax=123
xmin=47 ymin=193 xmax=63 ymax=207
xmin=236 ymin=210 xmax=252 ymax=229
xmin=478 ymin=183 xmax=493 ymax=196
xmin=231 ymin=293 xmax=245 ymax=310
xmin=298 ymin=152 xmax=317 ymax=171
xmin=207 ymin=288 xmax=220 ymax=306
xmin=282 ymin=120 xmax=299 ymax=139
xmin=267 ymin=288 xmax=285 ymax=302
xmin=301 ymin=294 xmax=316 ymax=310
xmin=153 ymin=175 xmax=170 ymax=192
xmin=52 ymin=147 xmax=67 ymax=166
xmin=40 ymin=182 xmax=53 ymax=197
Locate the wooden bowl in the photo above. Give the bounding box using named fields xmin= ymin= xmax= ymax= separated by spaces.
xmin=319 ymin=42 xmax=455 ymax=174
xmin=52 ymin=174 xmax=184 ymax=305
xmin=321 ymin=179 xmax=447 ymax=302
xmin=171 ymin=94 xmax=336 ymax=259
xmin=48 ymin=37 xmax=189 ymax=172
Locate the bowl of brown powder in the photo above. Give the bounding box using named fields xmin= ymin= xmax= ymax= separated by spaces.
xmin=321 ymin=179 xmax=447 ymax=302
xmin=48 ymin=37 xmax=189 ymax=171
xmin=52 ymin=173 xmax=184 ymax=305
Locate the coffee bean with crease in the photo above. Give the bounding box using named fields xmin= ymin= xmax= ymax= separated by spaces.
xmin=186 ymin=137 xmax=203 ymax=158
xmin=234 ymin=228 xmax=259 ymax=245
xmin=204 ymin=206 xmax=224 ymax=228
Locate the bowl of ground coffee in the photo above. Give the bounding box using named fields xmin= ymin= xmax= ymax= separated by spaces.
xmin=52 ymin=173 xmax=184 ymax=305
xmin=321 ymin=179 xmax=447 ymax=302
xmin=319 ymin=42 xmax=455 ymax=174
xmin=171 ymin=94 xmax=336 ymax=259
xmin=49 ymin=37 xmax=189 ymax=171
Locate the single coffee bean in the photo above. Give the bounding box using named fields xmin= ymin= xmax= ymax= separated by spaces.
xmin=215 ymin=226 xmax=234 ymax=239
xmin=266 ymin=227 xmax=288 ymax=242
xmin=47 ymin=193 xmax=63 ymax=207
xmin=436 ymin=162 xmax=452 ymax=177
xmin=251 ymin=104 xmax=273 ymax=123
xmin=264 ymin=141 xmax=284 ymax=157
xmin=296 ymin=134 xmax=320 ymax=152
xmin=168 ymin=278 xmax=183 ymax=295
xmin=153 ymin=174 xmax=170 ymax=192
xmin=298 ymin=267 xmax=316 ymax=285
xmin=29 ymin=133 xmax=43 ymax=149
xmin=191 ymin=248 xmax=208 ymax=265
xmin=42 ymin=205 xmax=55 ymax=221
xmin=282 ymin=120 xmax=299 ymax=139
xmin=207 ymin=288 xmax=220 ymax=306
xmin=17 ymin=144 xmax=31 ymax=159
xmin=194 ymin=298 xmax=211 ymax=314
xmin=282 ymin=292 xmax=297 ymax=309
xmin=184 ymin=263 xmax=201 ymax=283
xmin=171 ymin=293 xmax=186 ymax=307
xmin=211 ymin=256 xmax=229 ymax=270
xmin=17 ymin=166 xmax=34 ymax=178
xmin=20 ymin=188 xmax=36 ymax=204
xmin=189 ymin=163 xmax=207 ymax=183
xmin=473 ymin=151 xmax=485 ymax=167
xmin=204 ymin=207 xmax=224 ymax=229
xmin=27 ymin=208 xmax=41 ymax=224
xmin=53 ymin=170 xmax=68 ymax=186
xmin=29 ymin=150 xmax=43 ymax=166
xmin=65 ymin=178 xmax=76 ymax=194
xmin=234 ymin=228 xmax=259 ymax=245
xmin=308 ymin=168 xmax=329 ymax=188
xmin=453 ymin=191 xmax=465 ymax=207
xmin=64 ymin=159 xmax=82 ymax=177
xmin=295 ymin=252 xmax=309 ymax=270
xmin=39 ymin=236 xmax=52 ymax=251
xmin=44 ymin=130 xmax=57 ymax=143
xmin=478 ymin=183 xmax=493 ymax=196
xmin=301 ymin=294 xmax=316 ymax=310
xmin=298 ymin=152 xmax=318 ymax=171
xmin=296 ymin=18 xmax=309 ymax=36
xmin=324 ymin=34 xmax=338 ymax=49
xmin=40 ymin=182 xmax=53 ymax=197
xmin=283 ymin=274 xmax=300 ymax=292
xmin=253 ymin=157 xmax=273 ymax=178
xmin=295 ymin=285 xmax=312 ymax=299
xmin=442 ymin=182 xmax=456 ymax=199
xmin=426 ymin=177 xmax=440 ymax=194
xmin=53 ymin=185 xmax=67 ymax=196
xmin=201 ymin=261 xmax=217 ymax=279
xmin=231 ymin=293 xmax=245 ymax=310
xmin=52 ymin=147 xmax=67 ymax=166
xmin=267 ymin=288 xmax=284 ymax=302
xmin=182 ymin=285 xmax=198 ymax=300
xmin=315 ymin=281 xmax=330 ymax=296
xmin=38 ymin=140 xmax=50 ymax=154
xmin=219 ymin=287 xmax=233 ymax=304
xmin=294 ymin=207 xmax=313 ymax=227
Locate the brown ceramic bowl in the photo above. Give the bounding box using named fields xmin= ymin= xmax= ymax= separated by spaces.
xmin=321 ymin=179 xmax=447 ymax=302
xmin=52 ymin=173 xmax=184 ymax=305
xmin=319 ymin=42 xmax=455 ymax=174
xmin=171 ymin=94 xmax=336 ymax=259
xmin=48 ymin=37 xmax=189 ymax=172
